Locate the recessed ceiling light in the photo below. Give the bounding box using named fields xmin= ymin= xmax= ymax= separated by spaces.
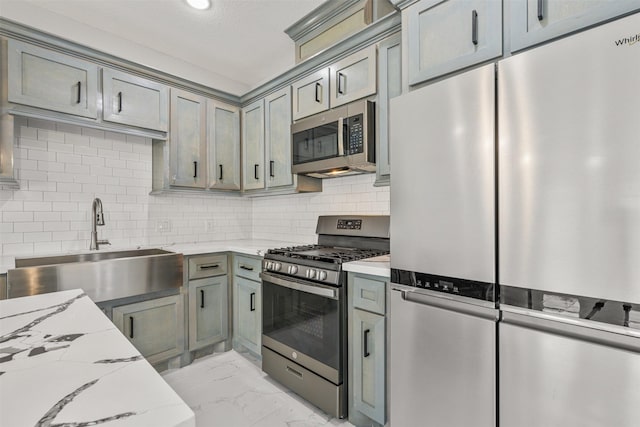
xmin=186 ymin=0 xmax=211 ymax=10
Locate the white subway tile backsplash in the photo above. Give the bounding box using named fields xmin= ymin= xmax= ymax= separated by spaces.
xmin=23 ymin=232 xmax=53 ymax=243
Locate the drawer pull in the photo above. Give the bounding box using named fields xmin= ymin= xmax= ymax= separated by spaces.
xmin=286 ymin=365 xmax=303 ymax=379
xmin=200 ymin=289 xmax=205 ymax=308
xmin=240 ymin=265 xmax=254 ymax=271
xmin=199 ymin=264 xmax=219 ymax=270
xmin=364 ymin=329 xmax=371 ymax=358
xmin=129 ymin=316 xmax=134 ymax=339
xmin=250 ymin=292 xmax=256 ymax=312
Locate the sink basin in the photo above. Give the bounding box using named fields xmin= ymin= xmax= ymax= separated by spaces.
xmin=14 ymin=248 xmax=173 ymax=267
xmin=8 ymin=249 xmax=183 ymax=303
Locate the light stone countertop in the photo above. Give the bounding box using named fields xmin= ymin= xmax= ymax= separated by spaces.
xmin=343 ymin=254 xmax=391 ymax=277
xmin=0 ymin=289 xmax=195 ymax=427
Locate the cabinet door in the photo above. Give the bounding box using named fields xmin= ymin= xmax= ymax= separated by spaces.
xmin=188 ymin=276 xmax=229 ymax=350
xmin=352 ymin=308 xmax=385 ymax=424
xmin=233 ymin=277 xmax=261 ymax=355
xmin=406 ymin=0 xmax=502 ymax=86
xmin=330 ymin=45 xmax=377 ymax=108
xmin=112 ymin=294 xmax=184 ymax=365
xmin=170 ymin=88 xmax=207 ymax=188
xmin=7 ymin=39 xmax=98 ymax=118
xmin=511 ymin=0 xmax=640 ymax=52
xmin=207 ymin=100 xmax=240 ymax=190
xmin=102 ymin=68 xmax=169 ymax=131
xmin=241 ymin=99 xmax=265 ymax=191
xmin=265 ymin=87 xmax=293 ymax=189
xmin=291 ymin=68 xmax=330 ymax=121
xmin=376 ymin=33 xmax=402 ymax=186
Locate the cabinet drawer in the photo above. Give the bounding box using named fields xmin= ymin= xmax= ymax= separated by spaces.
xmin=188 ymin=254 xmax=228 ymax=279
xmin=352 ymin=274 xmax=387 ymax=315
xmin=234 ymin=255 xmax=262 ymax=282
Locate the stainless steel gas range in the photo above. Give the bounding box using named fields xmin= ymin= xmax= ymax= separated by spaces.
xmin=260 ymin=215 xmax=390 ymax=418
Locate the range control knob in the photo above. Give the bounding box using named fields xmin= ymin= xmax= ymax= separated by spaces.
xmin=318 ymin=271 xmax=328 ymax=281
xmin=273 ymin=262 xmax=282 ymax=272
xmin=266 ymin=261 xmax=273 ymax=270
xmin=288 ymin=265 xmax=299 ymax=275
xmin=307 ymin=269 xmax=317 ymax=279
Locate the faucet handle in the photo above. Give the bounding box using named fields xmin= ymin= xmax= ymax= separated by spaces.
xmin=96 ymin=212 xmax=105 ymax=226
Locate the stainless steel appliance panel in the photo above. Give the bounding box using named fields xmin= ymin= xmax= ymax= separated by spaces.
xmin=500 ymin=308 xmax=640 ymax=427
xmin=499 ymin=12 xmax=640 ymax=303
xmin=389 ymin=64 xmax=495 ymax=283
xmin=389 ymin=287 xmax=497 ymax=427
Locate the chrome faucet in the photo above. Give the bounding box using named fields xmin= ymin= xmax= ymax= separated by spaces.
xmin=90 ymin=198 xmax=110 ymax=250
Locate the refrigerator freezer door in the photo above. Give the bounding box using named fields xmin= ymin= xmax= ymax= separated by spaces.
xmin=499 ymin=12 xmax=640 ymax=303
xmin=389 ymin=288 xmax=497 ymax=426
xmin=390 ymin=64 xmax=495 ymax=284
xmin=500 ymin=309 xmax=640 ymax=427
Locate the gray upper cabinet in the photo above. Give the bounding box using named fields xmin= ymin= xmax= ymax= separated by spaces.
xmin=7 ymin=39 xmax=98 ymax=118
xmin=329 ymin=45 xmax=377 ymax=108
xmin=265 ymin=87 xmax=294 ymax=189
xmin=242 ymin=99 xmax=265 ymax=191
xmin=376 ymin=33 xmax=402 ymax=186
xmin=291 ymin=68 xmax=330 ymax=121
xmin=102 ymin=68 xmax=169 ymax=131
xmin=170 ymin=88 xmax=207 ymax=188
xmin=510 ymin=0 xmax=640 ymax=52
xmin=207 ymin=100 xmax=241 ymax=191
xmin=406 ymin=0 xmax=502 ymax=86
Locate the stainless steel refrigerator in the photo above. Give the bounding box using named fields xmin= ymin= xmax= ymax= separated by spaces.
xmin=498 ymin=12 xmax=640 ymax=427
xmin=389 ymin=63 xmax=498 ymax=427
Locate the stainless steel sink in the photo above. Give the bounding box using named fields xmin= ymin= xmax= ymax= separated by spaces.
xmin=7 ymin=249 xmax=183 ymax=303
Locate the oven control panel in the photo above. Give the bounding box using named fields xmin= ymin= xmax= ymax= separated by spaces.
xmin=263 ymin=260 xmax=340 ymax=286
xmin=337 ymin=219 xmax=362 ymax=230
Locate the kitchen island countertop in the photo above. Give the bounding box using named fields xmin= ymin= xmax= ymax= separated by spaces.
xmin=0 ymin=289 xmax=195 ymax=427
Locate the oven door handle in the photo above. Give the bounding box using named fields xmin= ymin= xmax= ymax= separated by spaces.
xmin=260 ymin=272 xmax=338 ymax=299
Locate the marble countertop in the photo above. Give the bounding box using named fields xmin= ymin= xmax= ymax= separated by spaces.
xmin=0 ymin=239 xmax=308 ymax=274
xmin=0 ymin=289 xmax=195 ymax=427
xmin=343 ymin=254 xmax=391 ymax=277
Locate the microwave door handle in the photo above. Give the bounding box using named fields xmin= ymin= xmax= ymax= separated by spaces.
xmin=338 ymin=117 xmax=345 ymax=156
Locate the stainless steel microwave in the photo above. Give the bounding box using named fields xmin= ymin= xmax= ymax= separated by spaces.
xmin=291 ymin=100 xmax=375 ymax=178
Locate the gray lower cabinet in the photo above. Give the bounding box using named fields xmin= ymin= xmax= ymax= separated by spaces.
xmin=187 ymin=253 xmax=230 ymax=351
xmin=349 ymin=272 xmax=388 ymax=426
xmin=170 ymin=88 xmax=207 ymax=188
xmin=405 ymin=0 xmax=502 ymax=86
xmin=102 ymin=68 xmax=169 ymax=131
xmin=112 ymin=294 xmax=185 ymax=365
xmin=510 ymin=0 xmax=640 ymax=52
xmin=7 ymin=39 xmax=98 ymax=118
xmin=188 ymin=276 xmax=229 ymax=350
xmin=241 ymin=99 xmax=265 ymax=191
xmin=376 ymin=33 xmax=402 ymax=186
xmin=233 ymin=254 xmax=262 ymax=356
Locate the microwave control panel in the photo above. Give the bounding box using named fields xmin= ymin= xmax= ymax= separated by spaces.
xmin=347 ymin=114 xmax=364 ymax=155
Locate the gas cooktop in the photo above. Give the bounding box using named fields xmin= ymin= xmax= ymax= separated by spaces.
xmin=267 ymin=244 xmax=389 ymax=265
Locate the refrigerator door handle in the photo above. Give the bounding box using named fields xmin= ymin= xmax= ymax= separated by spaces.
xmin=395 ymin=288 xmax=497 ymax=320
xmin=501 ymin=306 xmax=640 ymax=353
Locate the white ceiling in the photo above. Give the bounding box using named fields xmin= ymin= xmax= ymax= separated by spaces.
xmin=0 ymin=0 xmax=326 ymax=96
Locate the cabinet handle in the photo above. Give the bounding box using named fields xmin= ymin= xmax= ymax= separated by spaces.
xmin=199 ymin=263 xmax=219 ymax=270
xmin=200 ymin=289 xmax=205 ymax=308
xmin=364 ymin=329 xmax=371 ymax=358
xmin=129 ymin=316 xmax=134 ymax=339
xmin=537 ymin=0 xmax=544 ymax=21
xmin=250 ymin=292 xmax=256 ymax=312
xmin=471 ymin=10 xmax=478 ymax=46
xmin=337 ymin=72 xmax=345 ymax=95
xmin=117 ymin=91 xmax=123 ymax=113
xmin=254 ymin=163 xmax=259 ymax=180
xmin=193 ymin=161 xmax=198 ymax=178
xmin=239 ymin=265 xmax=254 ymax=271
xmin=315 ymin=82 xmax=321 ymax=103
xmin=76 ymin=81 xmax=82 ymax=104
xmin=219 ymin=164 xmax=223 ymax=180
xmin=269 ymin=160 xmax=275 ymax=178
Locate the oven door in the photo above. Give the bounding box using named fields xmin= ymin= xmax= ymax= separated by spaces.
xmin=261 ymin=271 xmax=344 ymax=384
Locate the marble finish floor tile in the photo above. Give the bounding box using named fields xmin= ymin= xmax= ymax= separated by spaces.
xmin=163 ymin=350 xmax=354 ymax=427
